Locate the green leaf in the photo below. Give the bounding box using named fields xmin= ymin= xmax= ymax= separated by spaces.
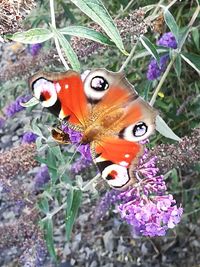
xmin=20 ymin=97 xmax=39 ymax=108
xmin=156 ymin=115 xmax=182 ymax=142
xmin=174 ymin=53 xmax=182 ymax=77
xmin=60 ymin=26 xmax=113 ymax=45
xmin=181 ymin=52 xmax=200 ymax=74
xmin=32 ymin=122 xmax=43 ymax=137
xmin=191 ymin=27 xmax=200 ymax=50
xmin=49 ymin=145 xmax=64 ymax=163
xmin=43 ymin=219 xmax=57 ymax=261
xmin=69 ymin=0 xmax=125 ymax=53
xmin=8 ymin=28 xmax=53 ymax=44
xmin=163 ymin=8 xmax=179 ymax=44
xmin=51 ymin=26 xmax=80 ymax=71
xmin=38 ymin=197 xmax=49 ymax=214
xmin=35 ymin=136 xmax=43 ymax=149
xmin=143 ymin=80 xmax=152 ymax=101
xmin=60 ymin=1 xmax=76 ymax=23
xmin=65 ymin=189 xmax=82 ymax=241
xmin=139 ymin=36 xmax=160 ymax=64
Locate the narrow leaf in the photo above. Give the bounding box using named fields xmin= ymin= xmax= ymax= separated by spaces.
xmin=38 ymin=197 xmax=49 ymax=214
xmin=156 ymin=115 xmax=182 ymax=142
xmin=20 ymin=97 xmax=39 ymax=107
xmin=49 ymin=145 xmax=64 ymax=163
xmin=60 ymin=1 xmax=76 ymax=23
xmin=181 ymin=52 xmax=200 ymax=74
xmin=163 ymin=8 xmax=179 ymax=43
xmin=139 ymin=36 xmax=160 ymax=63
xmin=32 ymin=123 xmax=43 ymax=137
xmin=60 ymin=26 xmax=113 ymax=45
xmin=69 ymin=0 xmax=125 ymax=53
xmin=43 ymin=219 xmax=57 ymax=261
xmin=65 ymin=189 xmax=82 ymax=241
xmin=191 ymin=27 xmax=200 ymax=50
xmin=51 ymin=26 xmax=80 ymax=71
xmin=174 ymin=53 xmax=182 ymax=77
xmin=8 ymin=28 xmax=53 ymax=44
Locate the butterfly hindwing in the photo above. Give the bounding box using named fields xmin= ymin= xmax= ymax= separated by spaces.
xmin=93 ymin=137 xmax=143 ymax=189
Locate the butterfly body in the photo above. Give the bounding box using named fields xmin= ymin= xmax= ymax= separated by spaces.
xmin=30 ymin=68 xmax=157 ymax=190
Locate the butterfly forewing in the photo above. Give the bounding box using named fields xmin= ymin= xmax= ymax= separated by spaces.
xmin=29 ymin=70 xmax=89 ymax=126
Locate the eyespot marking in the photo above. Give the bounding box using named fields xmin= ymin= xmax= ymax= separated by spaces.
xmin=90 ymin=76 xmax=109 ymax=92
xmin=32 ymin=78 xmax=57 ymax=107
xmin=133 ymin=122 xmax=148 ymax=137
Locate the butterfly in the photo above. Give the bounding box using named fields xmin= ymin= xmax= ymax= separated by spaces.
xmin=29 ymin=69 xmax=157 ymax=190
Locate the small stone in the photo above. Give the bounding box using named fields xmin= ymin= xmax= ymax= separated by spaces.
xmin=16 ymin=128 xmax=24 ymax=136
xmin=1 ymin=135 xmax=11 ymax=144
xmin=63 ymin=244 xmax=71 ymax=256
xmin=11 ymin=135 xmax=19 ymax=141
xmin=103 ymin=230 xmax=114 ymax=252
xmin=90 ymin=261 xmax=98 ymax=267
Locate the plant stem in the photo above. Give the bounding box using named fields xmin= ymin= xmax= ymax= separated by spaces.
xmin=42 ymin=201 xmax=67 ymax=221
xmin=150 ymin=56 xmax=176 ymax=106
xmin=150 ymin=2 xmax=200 ymax=106
xmin=119 ymin=40 xmax=138 ymax=72
xmin=82 ymin=173 xmax=101 ymax=191
xmin=49 ymin=0 xmax=69 ymax=70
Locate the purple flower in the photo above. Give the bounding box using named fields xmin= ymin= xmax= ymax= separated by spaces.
xmin=118 ymin=194 xmax=183 ymax=237
xmin=157 ymin=32 xmax=177 ymax=49
xmin=97 ymin=143 xmax=183 ymax=237
xmin=0 ymin=117 xmax=5 ymax=128
xmin=146 ymin=32 xmax=177 ymax=80
xmin=28 ymin=43 xmax=42 ymax=56
xmin=22 ymin=131 xmax=38 ymax=144
xmin=4 ymin=95 xmax=31 ymax=117
xmin=34 ymin=165 xmax=50 ymax=189
xmin=147 ymin=54 xmax=169 ymax=80
xmin=71 ymin=155 xmax=92 ymax=174
xmin=62 ymin=125 xmax=92 ymax=161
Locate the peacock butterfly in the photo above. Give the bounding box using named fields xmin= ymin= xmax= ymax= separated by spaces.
xmin=29 ymin=69 xmax=157 ymax=190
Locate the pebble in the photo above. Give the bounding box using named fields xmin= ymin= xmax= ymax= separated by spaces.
xmin=1 ymin=135 xmax=11 ymax=144
xmin=103 ymin=230 xmax=114 ymax=252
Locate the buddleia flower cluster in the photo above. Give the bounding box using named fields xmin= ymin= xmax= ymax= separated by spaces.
xmin=4 ymin=95 xmax=31 ymax=117
xmin=97 ymin=145 xmax=183 ymax=237
xmin=147 ymin=32 xmax=178 ymax=80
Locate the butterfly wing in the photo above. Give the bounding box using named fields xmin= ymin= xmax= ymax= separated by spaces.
xmin=83 ymin=69 xmax=157 ymax=189
xmin=29 ymin=70 xmax=89 ymax=126
xmin=92 ymin=137 xmax=142 ymax=189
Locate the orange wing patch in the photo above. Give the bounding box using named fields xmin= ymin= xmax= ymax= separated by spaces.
xmin=94 ymin=137 xmax=142 ymax=166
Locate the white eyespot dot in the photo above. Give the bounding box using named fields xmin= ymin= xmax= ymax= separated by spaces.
xmin=125 ymin=154 xmax=130 ymax=158
xmin=65 ymin=84 xmax=69 ymax=90
xmin=55 ymin=82 xmax=61 ymax=93
xmin=119 ymin=161 xmax=129 ymax=167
